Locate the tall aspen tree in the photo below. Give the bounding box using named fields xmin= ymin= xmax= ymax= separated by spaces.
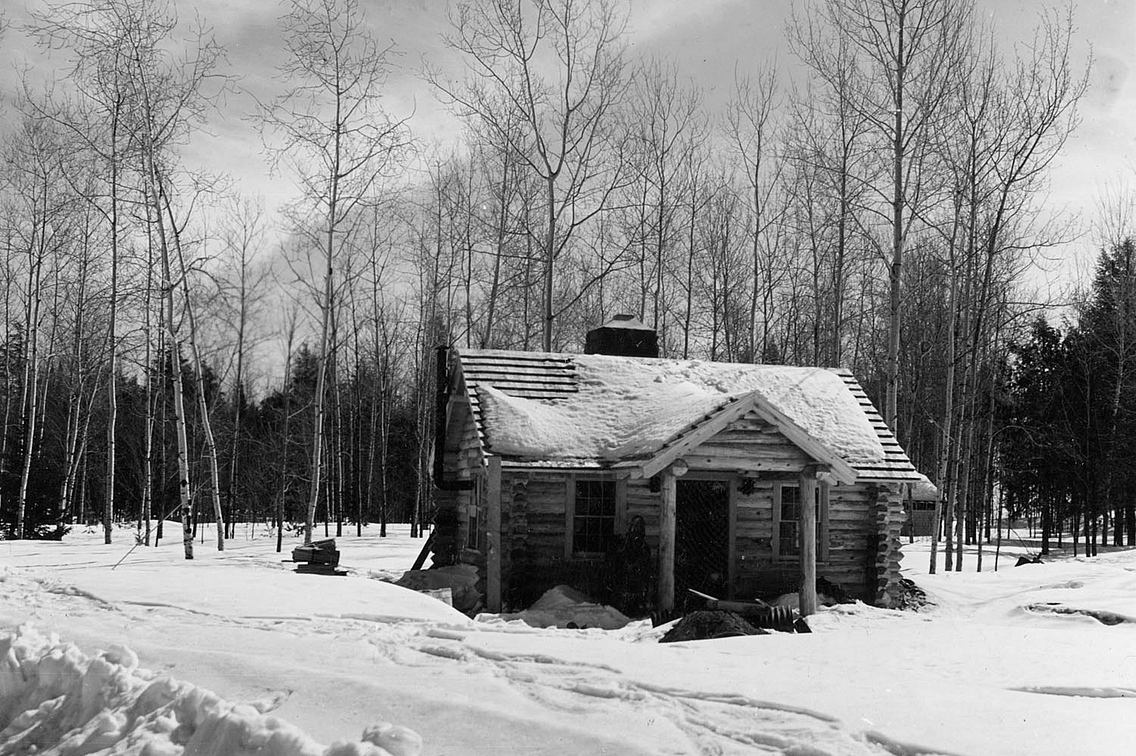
xmin=258 ymin=0 xmax=409 ymax=545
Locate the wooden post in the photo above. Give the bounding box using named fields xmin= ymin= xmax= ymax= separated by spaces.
xmin=657 ymin=470 xmax=676 ymax=613
xmin=486 ymin=456 xmax=502 ymax=612
xmin=799 ymin=467 xmax=818 ymax=617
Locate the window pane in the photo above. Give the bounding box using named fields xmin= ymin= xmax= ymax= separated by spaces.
xmin=467 ymin=515 xmax=478 ymax=549
xmin=781 ymin=485 xmax=800 ymax=521
xmin=778 ymin=482 xmax=828 ymax=557
xmin=780 ymin=522 xmax=799 ymax=556
xmin=573 ymin=479 xmax=616 ymax=554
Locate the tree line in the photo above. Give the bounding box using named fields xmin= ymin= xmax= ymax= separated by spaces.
xmin=0 ymin=0 xmax=1108 ymax=571
xmin=1002 ymin=238 xmax=1136 ymax=557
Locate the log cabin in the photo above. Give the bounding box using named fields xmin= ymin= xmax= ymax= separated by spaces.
xmin=431 ymin=316 xmax=920 ymax=617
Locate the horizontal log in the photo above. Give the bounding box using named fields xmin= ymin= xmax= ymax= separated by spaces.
xmin=690 ymin=444 xmax=809 ymax=462
xmin=687 ymin=458 xmax=805 ymax=472
xmin=722 ymin=418 xmax=772 ymax=433
xmin=829 ymin=511 xmax=872 ymax=525
xmin=711 ymin=430 xmax=784 ymax=444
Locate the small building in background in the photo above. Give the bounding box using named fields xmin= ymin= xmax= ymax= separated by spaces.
xmin=431 ymin=316 xmax=920 ymax=617
xmin=903 ymin=473 xmax=941 ymax=537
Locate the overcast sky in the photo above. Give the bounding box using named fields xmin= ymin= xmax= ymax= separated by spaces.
xmin=2 ymin=0 xmax=1133 ymax=285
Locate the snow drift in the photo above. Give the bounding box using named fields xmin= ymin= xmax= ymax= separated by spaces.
xmin=0 ymin=624 xmax=422 ymax=756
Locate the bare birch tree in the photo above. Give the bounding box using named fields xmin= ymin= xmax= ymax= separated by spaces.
xmin=258 ymin=0 xmax=409 ymax=546
xmin=431 ymin=0 xmax=630 ymax=351
xmin=725 ymin=66 xmax=788 ymax=363
xmin=119 ymin=0 xmax=226 ymax=558
xmin=794 ymin=0 xmax=970 ymax=430
xmin=218 ymin=195 xmax=269 ymax=538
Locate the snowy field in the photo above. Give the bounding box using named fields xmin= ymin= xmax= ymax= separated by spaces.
xmin=2 ymin=522 xmax=1135 ymax=756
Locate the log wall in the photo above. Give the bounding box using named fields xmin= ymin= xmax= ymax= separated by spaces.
xmin=728 ymin=478 xmax=877 ymax=601
xmin=874 ymin=484 xmax=907 ymax=607
xmin=433 ymin=393 xmax=482 ymax=567
xmin=438 ymin=397 xmax=899 ymax=609
xmin=496 ymin=470 xmax=612 ymax=610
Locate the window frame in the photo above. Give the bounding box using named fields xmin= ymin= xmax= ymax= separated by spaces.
xmin=565 ymin=474 xmax=625 ymax=558
xmin=466 ymin=475 xmax=483 ymax=551
xmin=771 ymin=479 xmax=830 ymax=561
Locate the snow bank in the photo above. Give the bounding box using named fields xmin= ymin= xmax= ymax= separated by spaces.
xmin=480 ymin=353 xmax=885 ymax=464
xmin=0 ymin=625 xmax=422 ymax=756
xmin=490 ymin=585 xmax=633 ymax=630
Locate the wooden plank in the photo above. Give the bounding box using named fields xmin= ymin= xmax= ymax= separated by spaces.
xmin=736 ymin=506 xmax=775 ymax=519
xmin=468 ymin=385 xmax=578 ymax=398
xmin=464 ymin=376 xmax=577 ymax=389
xmin=473 ymin=387 xmax=578 ymax=401
xmin=686 ymin=457 xmax=806 ymax=472
xmin=466 ymin=376 xmax=578 ymax=390
xmin=487 ymin=457 xmax=502 ymax=613
xmin=464 ymin=363 xmax=577 ymax=377
xmin=690 ymin=444 xmax=810 ymax=462
xmin=819 ymin=482 xmax=830 ymax=562
xmin=564 ymin=474 xmax=575 ymax=559
xmin=720 ymin=419 xmax=772 ymax=433
xmin=709 ymin=432 xmax=784 ymax=444
xmin=771 ymin=481 xmax=784 ymax=557
xmin=728 ymin=476 xmax=738 ymax=599
xmin=462 ymin=351 xmax=575 ymax=366
xmin=657 ymin=470 xmax=676 ymax=613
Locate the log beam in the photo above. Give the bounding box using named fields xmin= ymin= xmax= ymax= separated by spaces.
xmin=799 ymin=466 xmax=818 ymax=617
xmin=657 ymin=469 xmax=677 ymax=613
xmin=486 ymin=456 xmax=502 ymax=612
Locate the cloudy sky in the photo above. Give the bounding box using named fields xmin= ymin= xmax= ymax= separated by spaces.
xmin=2 ymin=0 xmax=1133 ymax=283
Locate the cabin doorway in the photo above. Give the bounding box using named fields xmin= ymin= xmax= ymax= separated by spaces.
xmin=675 ymin=478 xmax=731 ymax=611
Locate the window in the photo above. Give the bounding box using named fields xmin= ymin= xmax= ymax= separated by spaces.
xmin=774 ymin=481 xmax=829 ymax=559
xmin=466 ymin=480 xmax=482 ymax=550
xmin=778 ymin=485 xmax=804 ymax=557
xmin=466 ymin=510 xmax=480 ymax=550
xmin=571 ymin=479 xmax=617 ymax=555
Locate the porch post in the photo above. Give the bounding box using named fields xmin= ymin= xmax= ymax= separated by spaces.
xmin=799 ymin=466 xmax=818 ymax=617
xmin=486 ymin=456 xmax=502 ymax=612
xmin=657 ymin=470 xmax=676 ymax=613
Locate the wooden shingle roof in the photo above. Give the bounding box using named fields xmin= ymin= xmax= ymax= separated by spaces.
xmin=451 ymin=349 xmax=920 ymax=483
xmin=830 ymin=369 xmax=919 ymax=483
xmin=458 ymin=351 xmax=578 ymax=454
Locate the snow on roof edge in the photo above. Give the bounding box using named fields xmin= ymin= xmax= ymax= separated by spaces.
xmin=458 ymin=348 xmax=909 ymax=475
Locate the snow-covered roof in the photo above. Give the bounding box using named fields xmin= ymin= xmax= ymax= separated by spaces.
xmin=593 ymin=314 xmax=654 ymax=331
xmin=910 ymin=473 xmax=940 ymax=500
xmin=454 ymin=349 xmax=919 ymax=483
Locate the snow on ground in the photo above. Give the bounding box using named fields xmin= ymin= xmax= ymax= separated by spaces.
xmin=2 ymin=522 xmax=1135 ymax=755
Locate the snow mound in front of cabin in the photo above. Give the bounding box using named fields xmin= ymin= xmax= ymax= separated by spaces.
xmin=481 ymin=354 xmax=884 ymax=464
xmin=490 ymin=585 xmax=633 ymax=630
xmin=0 ymin=625 xmax=422 ymax=756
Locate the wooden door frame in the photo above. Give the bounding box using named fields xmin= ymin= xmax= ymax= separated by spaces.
xmin=674 ymin=472 xmax=737 ymax=601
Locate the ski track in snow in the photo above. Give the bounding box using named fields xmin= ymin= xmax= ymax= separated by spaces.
xmin=7 ymin=555 xmax=1127 ymax=756
xmin=1011 ymin=685 xmax=1136 ymax=699
xmin=411 ymin=627 xmax=942 ymax=756
xmin=20 ymin=542 xmax=1136 ymax=756
xmin=3 ymin=562 xmax=957 ymax=756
